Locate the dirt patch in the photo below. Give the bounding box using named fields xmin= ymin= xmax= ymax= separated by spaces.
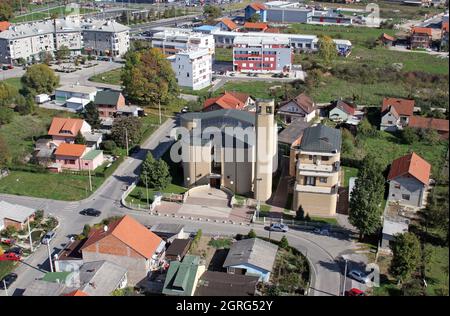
xmin=188 ymin=236 xmax=222 ymax=268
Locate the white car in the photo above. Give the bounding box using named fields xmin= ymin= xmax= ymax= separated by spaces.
xmin=269 ymin=223 xmax=289 ymax=232
xmin=41 ymin=231 xmax=56 ymax=245
xmin=348 ymin=270 xmax=370 ymax=284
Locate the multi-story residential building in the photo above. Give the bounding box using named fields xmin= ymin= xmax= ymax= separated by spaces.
xmin=151 ymin=29 xmax=215 ymax=57
xmin=0 ymin=18 xmax=129 ymax=64
xmin=292 ymin=124 xmax=342 ymax=217
xmin=233 ymin=36 xmax=292 ymax=73
xmin=168 ymin=48 xmax=212 ymax=90
xmin=410 ymin=27 xmax=432 ymax=49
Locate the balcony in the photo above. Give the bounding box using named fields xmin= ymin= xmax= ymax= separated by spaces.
xmin=298 ymin=163 xmax=333 ymax=173
xmin=295 ymin=184 xmax=338 ymax=194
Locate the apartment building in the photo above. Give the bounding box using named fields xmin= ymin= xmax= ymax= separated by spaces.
xmin=233 ymin=36 xmax=292 ymax=73
xmin=292 ymin=124 xmax=342 ymax=217
xmin=151 ymin=29 xmax=215 ymax=57
xmin=410 ymin=27 xmax=432 ymax=49
xmin=0 ymin=18 xmax=129 ymax=64
xmin=168 ymin=48 xmax=212 ymax=90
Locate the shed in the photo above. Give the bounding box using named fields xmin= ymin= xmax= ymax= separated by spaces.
xmin=165 ymin=238 xmax=192 ymax=262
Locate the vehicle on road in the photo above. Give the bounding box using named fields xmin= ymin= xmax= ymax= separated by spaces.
xmin=0 ymin=253 xmax=21 ymax=261
xmin=268 ymin=223 xmax=289 ymax=232
xmin=313 ymin=225 xmax=331 ymax=236
xmin=348 ymin=269 xmax=370 ymax=284
xmin=5 ymin=247 xmax=23 ymax=256
xmin=0 ymin=273 xmax=18 ymax=289
xmin=79 ymin=208 xmax=101 ymax=217
xmin=345 ymin=288 xmax=366 ymax=296
xmin=41 ymin=231 xmax=56 ymax=245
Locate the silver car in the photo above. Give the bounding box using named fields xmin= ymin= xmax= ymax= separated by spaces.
xmin=269 ymin=223 xmax=289 ymax=232
xmin=348 ymin=270 xmax=370 ymax=284
xmin=41 ymin=231 xmax=56 ymax=245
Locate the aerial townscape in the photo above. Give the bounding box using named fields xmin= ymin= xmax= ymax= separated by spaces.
xmin=0 ymin=0 xmax=448 ymax=299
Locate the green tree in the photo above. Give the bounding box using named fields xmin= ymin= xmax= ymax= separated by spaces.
xmin=348 ymin=154 xmax=385 ymax=240
xmin=0 ymin=108 xmax=14 ymax=125
xmin=267 ymin=284 xmax=281 ymax=296
xmin=296 ymin=205 xmax=305 ymax=220
xmin=390 ymin=232 xmax=421 ymax=284
xmin=74 ymin=131 xmax=86 ymax=145
xmin=82 ymin=224 xmax=91 ymax=239
xmin=317 ymin=35 xmax=335 ymax=66
xmin=0 ymin=135 xmax=11 ymax=166
xmin=402 ymin=126 xmax=419 ymax=144
xmin=203 ymin=5 xmax=221 ymax=23
xmin=357 ymin=118 xmax=377 ymax=137
xmin=14 ymin=95 xmax=35 ymax=115
xmin=0 ymin=81 xmax=19 ymax=107
xmin=279 ymin=235 xmax=289 ymax=249
xmin=423 ymin=128 xmax=441 ymax=145
xmin=304 ymin=213 xmax=311 ymax=221
xmin=247 ymin=229 xmax=257 ymax=239
xmin=83 ymin=102 xmax=101 ymax=129
xmin=21 ymin=64 xmax=59 ymax=96
xmin=279 ymin=272 xmax=300 ymax=294
xmin=140 ymin=152 xmax=171 ymax=190
xmin=39 ymin=51 xmax=53 ymax=65
xmin=341 ymin=128 xmax=356 ymax=155
xmin=101 ymin=140 xmax=117 ymax=153
xmin=247 ymin=13 xmax=260 ymax=22
xmin=56 ymin=45 xmax=70 ymax=61
xmin=110 ymin=116 xmax=142 ymax=148
xmin=121 ymin=49 xmax=179 ymax=107
xmin=0 ymin=2 xmax=13 ymax=21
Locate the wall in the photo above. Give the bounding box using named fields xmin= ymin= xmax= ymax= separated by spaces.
xmin=228 ymin=263 xmax=271 ymax=282
xmin=388 ymin=176 xmax=425 ymax=207
xmin=293 ymin=190 xmax=338 ymax=217
xmin=266 ymin=8 xmax=312 ymax=23
xmin=55 ymin=155 xmax=83 ymax=170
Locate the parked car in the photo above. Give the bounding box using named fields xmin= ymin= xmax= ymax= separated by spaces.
xmin=5 ymin=247 xmax=23 ymax=256
xmin=345 ymin=288 xmax=366 ymax=296
xmin=268 ymin=223 xmax=289 ymax=232
xmin=313 ymin=225 xmax=331 ymax=236
xmin=0 ymin=253 xmax=21 ymax=261
xmin=79 ymin=208 xmax=101 ymax=217
xmin=348 ymin=269 xmax=370 ymax=284
xmin=0 ymin=237 xmax=16 ymax=245
xmin=0 ymin=273 xmax=18 ymax=289
xmin=41 ymin=231 xmax=56 ymax=245
xmin=181 ymin=106 xmax=189 ymax=113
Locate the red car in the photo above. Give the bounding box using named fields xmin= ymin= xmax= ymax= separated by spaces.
xmin=0 ymin=253 xmax=21 ymax=261
xmin=345 ymin=288 xmax=366 ymax=296
xmin=1 ymin=237 xmax=16 ymax=245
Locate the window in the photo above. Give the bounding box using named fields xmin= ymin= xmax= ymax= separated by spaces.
xmin=65 ymin=159 xmax=76 ymax=165
xmin=309 ymin=155 xmax=313 ymax=160
xmin=402 ymin=194 xmax=410 ymax=200
xmin=319 ymin=177 xmax=327 ymax=183
xmin=266 ymin=106 xmax=272 ymax=114
xmin=388 ymin=120 xmax=393 ymax=124
xmin=322 ymin=156 xmax=329 ymax=161
xmin=394 ymin=184 xmax=401 ymax=189
xmin=305 ymin=176 xmax=316 ymax=186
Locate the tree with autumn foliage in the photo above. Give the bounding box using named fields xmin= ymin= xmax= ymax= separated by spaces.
xmin=121 ymin=48 xmax=179 ymax=107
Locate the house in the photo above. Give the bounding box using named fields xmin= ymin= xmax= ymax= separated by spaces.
xmin=80 ymin=215 xmax=165 ymax=285
xmin=408 ymin=116 xmax=449 ymax=139
xmin=379 ymin=33 xmax=395 ymax=46
xmin=223 ymin=238 xmax=278 ymax=282
xmin=292 ymin=124 xmax=342 ymax=217
xmin=54 ymin=238 xmax=84 ymax=272
xmin=33 ymin=138 xmax=57 ymax=166
xmin=195 ymin=271 xmax=259 ymax=296
xmin=165 ymin=238 xmax=192 ymax=262
xmin=63 ymin=290 xmax=89 ymax=296
xmin=93 ymin=90 xmax=126 ymax=118
xmin=380 ymin=98 xmax=415 ymax=131
xmin=0 ymin=21 xmax=10 ymax=32
xmin=83 ymin=132 xmax=103 ymax=149
xmin=243 ymin=22 xmax=269 ymax=32
xmin=380 ymin=218 xmax=409 ymax=250
xmin=76 ymin=260 xmax=128 ymax=296
xmin=116 ymin=105 xmax=143 ymax=117
xmin=22 ymin=279 xmax=76 ymax=296
xmin=387 ymin=152 xmax=431 ymax=208
xmin=329 ymin=100 xmax=356 ymax=122
xmin=215 ymin=18 xmax=239 ymax=32
xmin=150 ymin=223 xmax=186 ymax=243
xmin=245 ymin=2 xmax=267 ymax=22
xmin=277 ymin=119 xmax=309 ymax=177
xmin=54 ymin=143 xmax=104 ymax=171
xmin=277 ymin=93 xmax=317 ymax=124
xmin=65 ymin=97 xmax=91 ymax=111
xmin=162 ymin=255 xmax=206 ymax=296
xmin=47 ymin=117 xmax=92 ymax=146
xmin=202 ymin=91 xmax=255 ymax=112
xmin=0 ymin=200 xmax=35 ymax=231
xmin=410 ymin=27 xmax=432 ymax=49
xmin=55 ymin=85 xmax=97 ymax=104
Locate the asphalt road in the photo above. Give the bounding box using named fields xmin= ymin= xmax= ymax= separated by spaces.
xmin=0 ymin=116 xmax=360 ymax=297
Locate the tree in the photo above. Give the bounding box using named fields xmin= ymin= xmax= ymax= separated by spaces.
xmin=21 ymin=64 xmax=59 ymax=96
xmin=14 ymin=95 xmax=35 ymax=115
xmin=341 ymin=128 xmax=356 ymax=155
xmin=279 ymin=235 xmax=289 ymax=249
xmin=74 ymin=132 xmax=86 ymax=145
xmin=247 ymin=229 xmax=257 ymax=239
xmin=140 ymin=152 xmax=172 ymax=190
xmin=0 ymin=81 xmax=19 ymax=107
xmin=121 ymin=49 xmax=179 ymax=107
xmin=267 ymin=285 xmax=281 ymax=296
xmin=82 ymin=224 xmax=91 ymax=239
xmin=83 ymin=102 xmax=101 ymax=129
xmin=39 ymin=51 xmax=53 ymax=65
xmin=101 ymin=140 xmax=117 ymax=153
xmin=56 ymin=45 xmax=70 ymax=61
xmin=279 ymin=272 xmax=300 ymax=294
xmin=358 ymin=118 xmax=377 ymax=137
xmin=296 ymin=205 xmax=305 ymax=220
xmin=402 ymin=126 xmax=419 ymax=144
xmin=390 ymin=232 xmax=421 ymax=283
xmin=304 ymin=213 xmax=311 ymax=221
xmin=0 ymin=2 xmax=13 ymax=21
xmin=247 ymin=13 xmax=260 ymax=22
xmin=348 ymin=154 xmax=385 ymax=240
xmin=318 ymin=35 xmax=336 ymax=66
xmin=203 ymin=5 xmax=221 ymax=23
xmin=0 ymin=108 xmax=13 ymax=125
xmin=110 ymin=116 xmax=142 ymax=148
xmin=0 ymin=135 xmax=11 ymax=166
xmin=423 ymin=128 xmax=440 ymax=145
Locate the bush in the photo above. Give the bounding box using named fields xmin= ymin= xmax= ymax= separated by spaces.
xmin=82 ymin=224 xmax=91 ymax=238
xmin=305 ymin=213 xmax=311 ymax=222
xmin=279 ymin=236 xmax=289 ymax=249
xmin=247 ymin=229 xmax=257 ymax=239
xmin=101 ymin=140 xmax=117 ymax=153
xmin=1 ymin=226 xmax=17 ymax=238
xmin=402 ymin=126 xmax=419 ymax=144
xmin=296 ymin=206 xmax=305 ymax=220
xmin=34 ymin=210 xmax=44 ymax=222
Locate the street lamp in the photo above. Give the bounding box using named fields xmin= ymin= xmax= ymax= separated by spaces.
xmin=47 ymin=240 xmax=54 ymax=273
xmin=341 ymin=255 xmax=349 ymax=296
xmin=255 ymin=177 xmax=262 ymax=219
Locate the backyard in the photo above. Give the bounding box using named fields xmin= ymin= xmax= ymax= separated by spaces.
xmin=88 ymin=68 xmax=123 ymax=86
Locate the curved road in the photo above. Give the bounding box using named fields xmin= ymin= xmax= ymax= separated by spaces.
xmin=0 ymin=117 xmax=354 ymax=297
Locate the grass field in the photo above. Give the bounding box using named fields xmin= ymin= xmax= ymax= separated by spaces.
xmin=12 ymin=7 xmax=98 ymax=23
xmin=424 ymin=244 xmax=449 ymax=296
xmin=88 ymin=68 xmax=123 ymax=86
xmin=1 ymin=77 xmax=23 ymax=91
xmin=216 ymin=80 xmax=286 ymax=100
xmin=126 ymin=183 xmax=187 ymax=205
xmin=215 ymin=48 xmax=233 ymax=62
xmin=342 ymin=166 xmax=358 ymax=187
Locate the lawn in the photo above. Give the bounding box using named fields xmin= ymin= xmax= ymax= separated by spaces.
xmin=1 ymin=77 xmax=23 ymax=91
xmin=424 ymin=244 xmax=449 ymax=296
xmin=215 ymin=48 xmax=233 ymax=62
xmin=126 ymin=183 xmax=187 ymax=205
xmin=0 ymin=170 xmax=105 ymax=201
xmin=342 ymin=166 xmax=358 ymax=187
xmin=12 ymin=7 xmax=98 ymax=23
xmin=216 ymin=80 xmax=286 ymax=100
xmin=88 ymin=68 xmax=123 ymax=86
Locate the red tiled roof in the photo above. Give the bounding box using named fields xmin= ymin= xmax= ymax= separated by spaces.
xmin=388 ymin=152 xmax=431 ymax=185
xmin=409 ymin=116 xmax=449 ymax=132
xmin=381 ymin=98 xmax=415 ymax=117
xmin=286 ymin=93 xmax=315 ymax=114
xmin=244 ymin=22 xmax=268 ymax=30
xmin=218 ymin=18 xmax=238 ymax=30
xmin=265 ymin=27 xmax=280 ymax=33
xmin=334 ymin=100 xmax=356 ymax=115
xmin=380 ymin=33 xmax=395 ymax=41
xmin=81 ymin=215 xmax=163 ymax=259
xmin=203 ymin=91 xmax=250 ymax=111
xmin=249 ymin=2 xmax=267 ymax=11
xmin=412 ymin=27 xmax=432 ymax=36
xmin=0 ymin=21 xmax=10 ymax=32
xmin=63 ymin=290 xmax=89 ymax=296
xmin=48 ymin=117 xmax=85 ymax=137
xmin=54 ymin=143 xmax=86 ymax=157
xmin=442 ymin=22 xmax=449 ymax=33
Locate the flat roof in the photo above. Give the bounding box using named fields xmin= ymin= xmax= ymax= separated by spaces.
xmin=57 ymin=85 xmax=97 ymax=94
xmin=0 ymin=200 xmax=35 ymax=223
xmin=278 ymin=119 xmax=309 ymax=145
xmin=82 ymin=149 xmax=102 ymax=160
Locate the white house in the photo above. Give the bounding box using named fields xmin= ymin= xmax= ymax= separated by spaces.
xmin=55 ymin=85 xmax=97 ymax=104
xmin=168 ymin=48 xmax=212 ymax=90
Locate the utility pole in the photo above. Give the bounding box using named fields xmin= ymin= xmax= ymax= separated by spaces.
xmin=88 ymin=167 xmax=92 ymax=191
xmin=159 ymin=99 xmax=162 ymax=125
xmin=342 ymin=257 xmax=348 ymax=296
xmin=125 ymin=128 xmax=129 ymax=156
xmin=27 ymin=217 xmax=34 ymax=252
xmin=145 ymin=174 xmax=150 ymax=209
xmin=47 ymin=241 xmax=54 ymax=273
xmin=3 ymin=279 xmax=8 ymax=296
